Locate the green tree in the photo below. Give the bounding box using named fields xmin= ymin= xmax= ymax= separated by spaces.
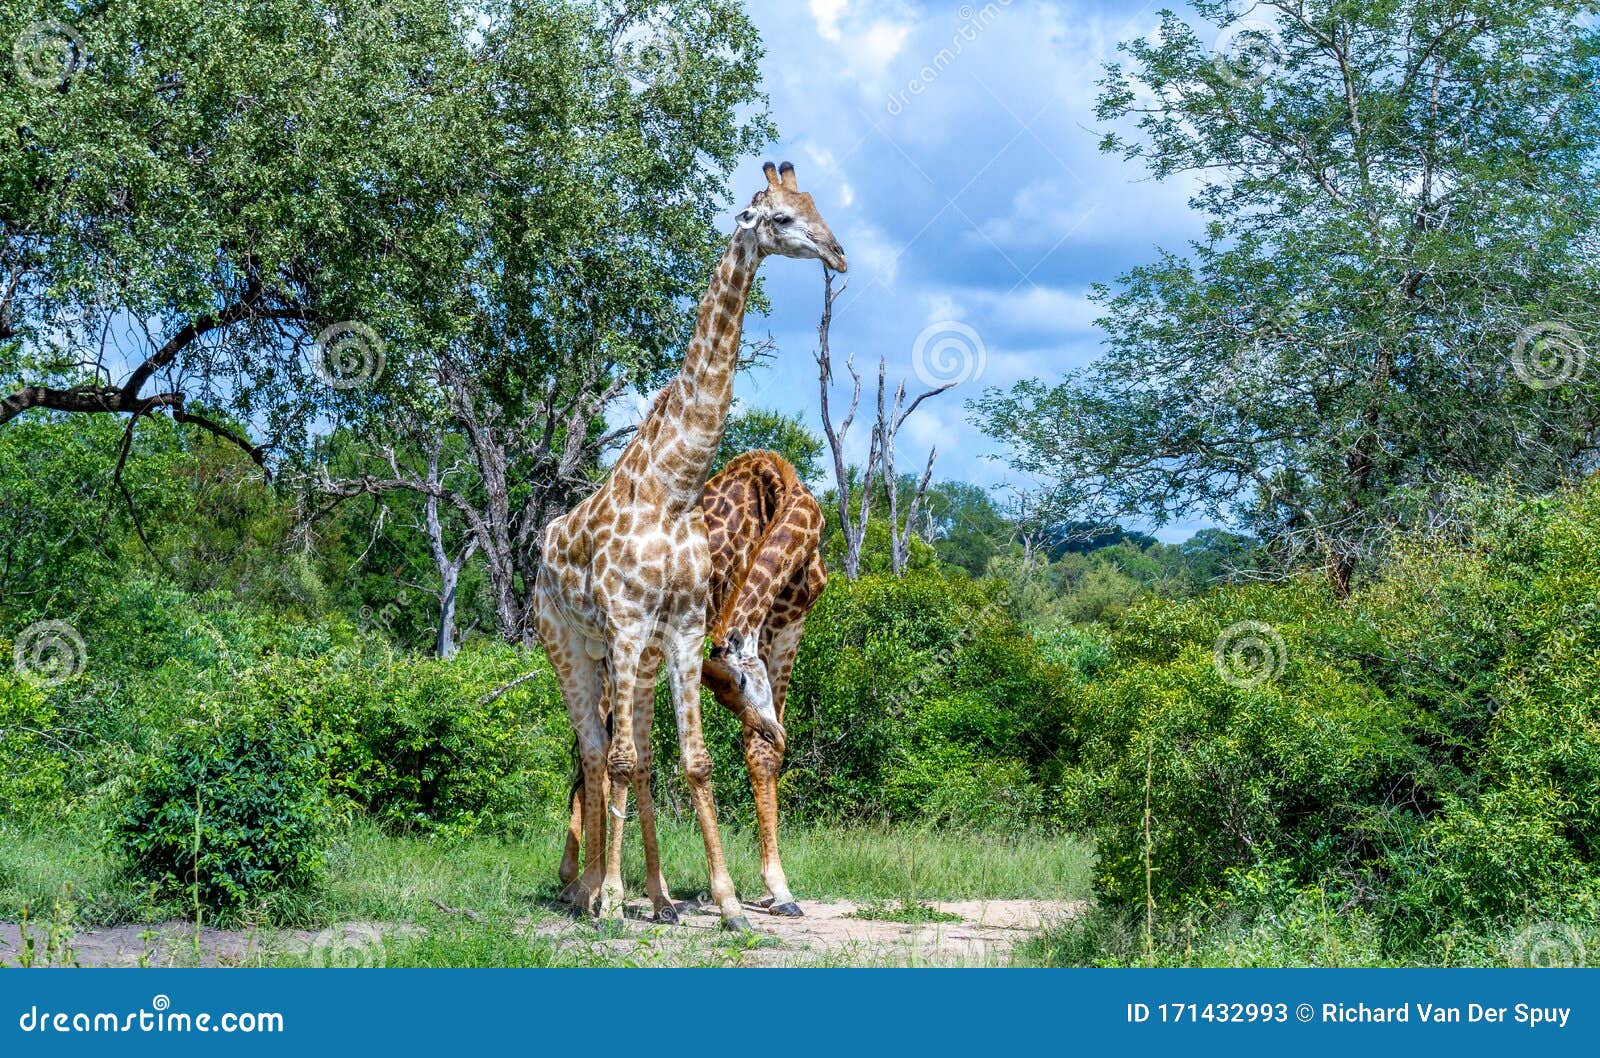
xmin=974 ymin=1 xmax=1600 ymax=594
xmin=1 ymin=0 xmax=480 ymax=458
xmin=712 ymin=405 xmax=825 ymax=482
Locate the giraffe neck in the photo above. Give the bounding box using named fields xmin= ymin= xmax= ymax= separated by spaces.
xmin=627 ymin=232 xmax=761 ymax=514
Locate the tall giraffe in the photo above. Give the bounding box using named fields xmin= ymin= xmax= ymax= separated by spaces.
xmin=535 ymin=162 xmax=845 ymax=929
xmin=561 ymin=450 xmax=826 ymax=917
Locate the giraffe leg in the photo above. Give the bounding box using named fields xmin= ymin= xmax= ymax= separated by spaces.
xmin=751 ymin=619 xmax=805 ymax=915
xmin=599 ymin=633 xmax=645 ymax=922
xmin=534 ymin=583 xmax=608 ymax=913
xmin=559 ymin=782 xmax=583 ymax=893
xmin=627 ymin=659 xmax=678 ymax=923
xmin=668 ymin=632 xmax=746 ymax=930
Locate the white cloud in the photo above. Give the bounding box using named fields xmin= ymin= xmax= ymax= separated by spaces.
xmin=809 ymin=0 xmax=848 ymax=42
xmin=841 ymin=222 xmax=902 ymax=286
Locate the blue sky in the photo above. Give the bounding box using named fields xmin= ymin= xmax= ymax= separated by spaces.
xmin=706 ymin=0 xmax=1215 ymax=541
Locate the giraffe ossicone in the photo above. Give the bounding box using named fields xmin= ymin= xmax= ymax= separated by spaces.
xmin=536 ymin=162 xmax=845 ymax=929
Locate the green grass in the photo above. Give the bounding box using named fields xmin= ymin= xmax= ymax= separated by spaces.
xmin=845 ymin=899 xmax=963 ymax=924
xmin=1013 ymin=901 xmax=1600 ymax=969
xmin=0 ymin=814 xmax=1093 ymax=929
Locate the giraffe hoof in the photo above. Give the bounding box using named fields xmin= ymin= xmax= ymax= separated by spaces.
xmin=769 ymin=902 xmax=803 ymax=918
xmin=721 ymin=915 xmax=753 ymax=933
xmin=655 ymin=904 xmax=681 ymax=925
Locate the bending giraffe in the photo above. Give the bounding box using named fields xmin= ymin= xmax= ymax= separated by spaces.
xmin=562 ymin=450 xmax=825 ymax=917
xmin=534 ymin=162 xmax=845 ymax=929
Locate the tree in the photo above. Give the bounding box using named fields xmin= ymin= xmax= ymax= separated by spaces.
xmin=313 ymin=0 xmax=773 ymax=646
xmin=814 ymin=268 xmax=879 ymax=580
xmin=1 ymin=0 xmax=480 ymax=463
xmin=713 ymin=405 xmax=825 ymax=483
xmin=973 ymin=0 xmax=1600 ymax=595
xmin=872 ymin=359 xmax=951 ymax=575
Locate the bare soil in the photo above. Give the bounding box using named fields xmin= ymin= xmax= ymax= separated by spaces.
xmin=0 ymin=898 xmax=1083 ymax=968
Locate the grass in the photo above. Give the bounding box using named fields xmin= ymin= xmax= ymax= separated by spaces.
xmin=1012 ymin=901 xmax=1600 ymax=969
xmin=845 ymin=899 xmax=963 ymax=925
xmin=0 ymin=813 xmax=1093 ymax=930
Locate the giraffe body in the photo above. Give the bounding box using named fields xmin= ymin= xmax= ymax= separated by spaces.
xmin=561 ymin=450 xmax=827 ymax=915
xmin=537 ymin=163 xmax=844 ymax=928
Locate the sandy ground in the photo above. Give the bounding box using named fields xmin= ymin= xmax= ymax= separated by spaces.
xmin=0 ymin=898 xmax=1083 ymax=968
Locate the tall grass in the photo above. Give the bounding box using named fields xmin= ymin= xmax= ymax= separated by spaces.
xmin=0 ymin=815 xmax=1093 ymax=929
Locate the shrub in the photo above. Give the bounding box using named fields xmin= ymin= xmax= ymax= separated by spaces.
xmin=747 ymin=570 xmax=1068 ymax=824
xmin=116 ymin=708 xmax=328 ymax=910
xmin=0 ymin=670 xmax=67 ymax=814
xmin=1060 ymin=476 xmax=1600 ymax=951
xmin=1059 ymin=610 xmax=1423 ymax=913
xmin=250 ymin=642 xmax=570 ymax=835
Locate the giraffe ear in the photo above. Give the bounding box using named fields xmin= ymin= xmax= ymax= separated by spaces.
xmin=763 ymin=161 xmax=781 ymax=189
xmin=735 ymin=206 xmax=762 ymax=230
xmin=778 ymin=161 xmax=798 ymax=191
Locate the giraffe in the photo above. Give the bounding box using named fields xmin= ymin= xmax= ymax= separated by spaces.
xmin=561 ymin=450 xmax=826 ymax=917
xmin=535 ymin=162 xmax=845 ymax=929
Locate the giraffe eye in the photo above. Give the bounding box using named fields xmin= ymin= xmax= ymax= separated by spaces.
xmin=772 ymin=212 xmax=793 ymax=225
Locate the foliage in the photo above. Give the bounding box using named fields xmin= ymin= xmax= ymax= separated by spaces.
xmin=0 ymin=670 xmax=67 ymax=814
xmin=973 ymin=1 xmax=1600 ymax=589
xmin=757 ymin=571 xmax=1068 ymax=826
xmin=1058 ymin=475 xmax=1600 ymax=954
xmin=115 ymin=707 xmax=329 ymax=911
xmin=713 ymin=406 xmax=826 ymax=484
xmin=247 ymin=644 xmax=569 ymax=835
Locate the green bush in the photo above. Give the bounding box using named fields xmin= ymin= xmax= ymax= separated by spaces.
xmin=0 ymin=670 xmax=67 ymax=814
xmin=236 ymin=643 xmax=569 ymax=835
xmin=116 ymin=708 xmax=328 ymax=910
xmin=1060 ymin=477 xmax=1600 ymax=951
xmin=754 ymin=570 xmax=1068 ymax=824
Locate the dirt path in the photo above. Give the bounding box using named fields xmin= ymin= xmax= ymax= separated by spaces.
xmin=0 ymin=899 xmax=1083 ymax=968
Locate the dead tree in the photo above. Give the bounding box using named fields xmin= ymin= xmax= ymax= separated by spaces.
xmin=815 ymin=268 xmax=878 ymax=580
xmin=874 ymin=359 xmax=952 ymax=575
xmin=421 ymin=438 xmax=480 ymax=659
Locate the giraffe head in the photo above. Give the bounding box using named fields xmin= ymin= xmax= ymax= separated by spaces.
xmin=735 ymin=161 xmax=847 ymax=272
xmin=711 ymin=632 xmax=786 ymax=754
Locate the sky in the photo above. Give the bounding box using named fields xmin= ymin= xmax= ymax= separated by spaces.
xmin=696 ymin=0 xmax=1215 ymax=541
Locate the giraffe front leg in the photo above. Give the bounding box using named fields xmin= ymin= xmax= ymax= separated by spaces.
xmin=599 ymin=635 xmax=645 ymax=923
xmin=559 ymin=780 xmax=583 ymax=896
xmin=742 ymin=722 xmax=799 ymax=916
xmin=667 ymin=638 xmax=747 ymax=931
xmin=628 ymin=671 xmax=678 ymax=923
